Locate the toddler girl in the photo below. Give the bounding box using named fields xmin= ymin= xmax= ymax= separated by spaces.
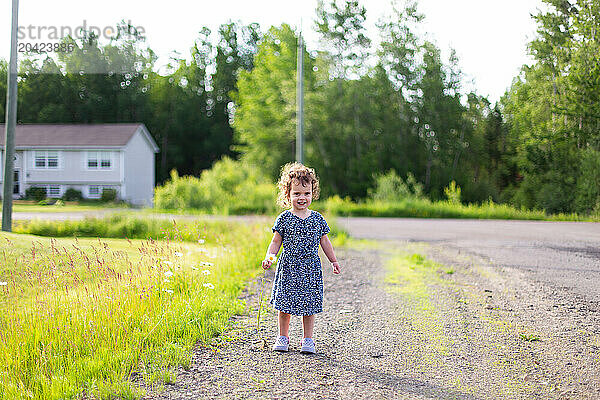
xmin=261 ymin=162 xmax=341 ymax=354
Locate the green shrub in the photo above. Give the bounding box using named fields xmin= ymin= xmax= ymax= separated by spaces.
xmin=154 ymin=157 xmax=277 ymax=214
xmin=100 ymin=188 xmax=117 ymax=203
xmin=368 ymin=170 xmax=424 ymax=202
xmin=25 ymin=186 xmax=46 ymax=202
xmin=444 ymin=181 xmax=462 ymax=204
xmin=62 ymin=188 xmax=83 ymax=201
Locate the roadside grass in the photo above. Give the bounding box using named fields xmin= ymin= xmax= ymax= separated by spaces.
xmin=7 ymin=201 xmax=130 ymax=214
xmin=12 ymin=214 xmax=254 ymax=245
xmin=323 ymin=196 xmax=600 ymax=222
xmin=13 ymin=213 xmax=346 ymax=245
xmin=0 ymin=220 xmax=271 ymax=399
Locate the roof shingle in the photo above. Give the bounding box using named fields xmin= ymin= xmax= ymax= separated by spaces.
xmin=0 ymin=123 xmax=143 ymax=147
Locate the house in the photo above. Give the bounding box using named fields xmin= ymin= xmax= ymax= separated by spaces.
xmin=0 ymin=123 xmax=159 ymax=206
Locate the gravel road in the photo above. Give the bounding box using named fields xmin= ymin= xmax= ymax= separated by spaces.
xmin=140 ymin=217 xmax=600 ymax=399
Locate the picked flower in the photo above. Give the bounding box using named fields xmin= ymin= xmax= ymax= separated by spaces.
xmin=164 ymin=270 xmax=174 ymax=277
xmin=203 ymin=283 xmax=215 ymax=289
xmin=265 ymin=254 xmax=277 ymax=263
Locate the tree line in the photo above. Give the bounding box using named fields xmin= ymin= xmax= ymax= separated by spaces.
xmin=1 ymin=0 xmax=599 ymax=214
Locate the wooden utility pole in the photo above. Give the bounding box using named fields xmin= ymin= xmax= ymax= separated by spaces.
xmin=295 ymin=30 xmax=304 ymax=164
xmin=2 ymin=0 xmax=19 ymax=232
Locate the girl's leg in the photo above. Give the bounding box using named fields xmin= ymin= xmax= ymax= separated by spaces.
xmin=302 ymin=314 xmax=315 ymax=339
xmin=278 ymin=311 xmax=291 ymax=337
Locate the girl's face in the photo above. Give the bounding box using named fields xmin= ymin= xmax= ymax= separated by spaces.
xmin=289 ymin=179 xmax=312 ymax=212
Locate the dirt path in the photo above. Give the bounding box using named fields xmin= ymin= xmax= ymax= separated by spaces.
xmin=140 ymin=231 xmax=600 ymax=399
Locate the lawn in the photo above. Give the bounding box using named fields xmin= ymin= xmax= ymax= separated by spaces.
xmin=7 ymin=200 xmax=132 ymax=214
xmin=0 ymin=219 xmax=271 ymax=399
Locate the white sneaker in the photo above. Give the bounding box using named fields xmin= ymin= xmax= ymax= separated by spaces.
xmin=300 ymin=337 xmax=316 ymax=354
xmin=272 ymin=335 xmax=289 ymax=352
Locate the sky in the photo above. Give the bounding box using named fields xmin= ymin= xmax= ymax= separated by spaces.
xmin=1 ymin=0 xmax=544 ymax=103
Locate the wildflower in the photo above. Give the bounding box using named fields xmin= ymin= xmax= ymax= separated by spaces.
xmin=200 ymin=261 xmax=214 ymax=267
xmin=203 ymin=283 xmax=215 ymax=289
xmin=163 ymin=289 xmax=174 ymax=294
xmin=163 ymin=279 xmax=171 ymax=283
xmin=0 ymin=282 xmax=7 ymax=286
xmin=174 ymin=252 xmax=183 ymax=258
xmin=265 ymin=254 xmax=277 ymax=263
xmin=191 ymin=266 xmax=198 ymax=270
xmin=202 ymin=270 xmax=210 ymax=275
xmin=198 ymin=239 xmax=205 ymax=244
xmin=163 ymin=261 xmax=173 ymax=266
xmin=164 ymin=270 xmax=174 ymax=277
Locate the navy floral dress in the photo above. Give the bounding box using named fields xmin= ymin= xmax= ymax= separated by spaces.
xmin=269 ymin=209 xmax=330 ymax=316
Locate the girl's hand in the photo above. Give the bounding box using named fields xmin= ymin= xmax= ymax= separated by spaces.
xmin=332 ymin=261 xmax=341 ymax=274
xmin=262 ymin=260 xmax=272 ymax=270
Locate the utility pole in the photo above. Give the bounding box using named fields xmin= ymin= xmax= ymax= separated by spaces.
xmin=295 ymin=29 xmax=304 ymax=164
xmin=2 ymin=0 xmax=19 ymax=232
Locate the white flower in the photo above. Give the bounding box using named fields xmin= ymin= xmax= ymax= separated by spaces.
xmin=163 ymin=289 xmax=174 ymax=294
xmin=202 ymin=270 xmax=211 ymax=275
xmin=163 ymin=261 xmax=173 ymax=266
xmin=0 ymin=282 xmax=7 ymax=286
xmin=197 ymin=239 xmax=205 ymax=244
xmin=191 ymin=266 xmax=198 ymax=270
xmin=203 ymin=283 xmax=215 ymax=289
xmin=174 ymin=252 xmax=183 ymax=258
xmin=164 ymin=270 xmax=174 ymax=277
xmin=163 ymin=279 xmax=171 ymax=283
xmin=200 ymin=261 xmax=214 ymax=267
xmin=265 ymin=254 xmax=277 ymax=263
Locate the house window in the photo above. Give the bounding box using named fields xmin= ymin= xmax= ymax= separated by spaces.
xmin=31 ymin=185 xmax=62 ymax=198
xmin=34 ymin=151 xmax=60 ymax=169
xmin=89 ymin=185 xmax=101 ymax=197
xmin=47 ymin=186 xmax=61 ymax=197
xmin=87 ymin=152 xmax=112 ymax=169
xmin=88 ymin=185 xmax=117 ymax=199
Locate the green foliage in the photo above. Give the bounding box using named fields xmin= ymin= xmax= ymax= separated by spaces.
xmin=368 ymin=170 xmax=424 ymax=201
xmin=62 ymin=188 xmax=83 ymax=201
xmin=100 ymin=188 xmax=117 ymax=203
xmin=25 ymin=186 xmax=46 ymax=202
xmin=444 ymin=181 xmax=462 ymax=204
xmin=574 ymin=149 xmax=600 ymax=213
xmin=154 ymin=158 xmax=277 ymax=214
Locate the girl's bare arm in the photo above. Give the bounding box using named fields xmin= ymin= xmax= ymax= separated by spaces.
xmin=262 ymin=232 xmax=283 ymax=269
xmin=320 ymin=234 xmax=341 ymax=274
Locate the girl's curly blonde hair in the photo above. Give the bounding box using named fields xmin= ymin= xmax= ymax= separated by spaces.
xmin=276 ymin=162 xmax=321 ymax=208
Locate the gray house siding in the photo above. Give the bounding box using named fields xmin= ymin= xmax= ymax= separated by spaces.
xmin=123 ymin=127 xmax=156 ymax=206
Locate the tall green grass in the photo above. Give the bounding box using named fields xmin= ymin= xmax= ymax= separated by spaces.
xmin=0 ymin=220 xmax=271 ymax=399
xmin=12 ymin=214 xmax=257 ymax=245
xmin=323 ymin=195 xmax=600 ymax=222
